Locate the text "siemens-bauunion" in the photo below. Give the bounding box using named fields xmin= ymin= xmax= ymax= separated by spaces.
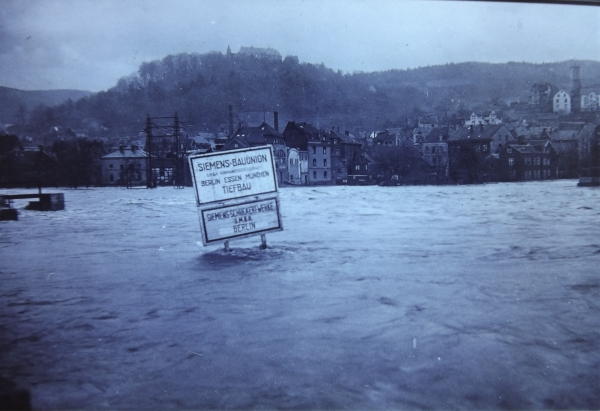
xmin=195 ymin=154 xmax=268 ymax=172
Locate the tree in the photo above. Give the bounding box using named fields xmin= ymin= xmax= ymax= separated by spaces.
xmin=371 ymin=142 xmax=421 ymax=184
xmin=51 ymin=139 xmax=104 ymax=188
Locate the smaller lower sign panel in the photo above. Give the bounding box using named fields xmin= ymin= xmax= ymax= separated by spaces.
xmin=199 ymin=197 xmax=283 ymax=245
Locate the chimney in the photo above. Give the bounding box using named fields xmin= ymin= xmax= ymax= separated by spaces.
xmin=274 ymin=111 xmax=279 ymax=133
xmin=228 ymin=105 xmax=234 ymax=137
xmin=131 ymin=145 xmax=137 ymax=152
xmin=119 ymin=145 xmax=125 ymax=154
xmin=345 ymin=130 xmax=349 ymax=136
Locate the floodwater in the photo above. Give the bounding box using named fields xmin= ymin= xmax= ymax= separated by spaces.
xmin=1 ymin=180 xmax=599 ymax=410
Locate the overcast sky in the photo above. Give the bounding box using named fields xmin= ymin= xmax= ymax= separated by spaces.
xmin=1 ymin=0 xmax=599 ymax=92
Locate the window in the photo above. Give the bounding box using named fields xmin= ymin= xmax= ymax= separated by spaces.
xmin=324 ymin=171 xmax=328 ymax=179
xmin=507 ymin=148 xmax=512 ymax=153
xmin=323 ymin=159 xmax=327 ymax=166
xmin=312 ymin=146 xmax=316 ymax=154
xmin=120 ymin=164 xmax=124 ymax=170
xmin=109 ymin=174 xmax=114 ymax=182
xmin=335 ymin=149 xmax=340 ymax=155
xmin=483 ymin=145 xmax=488 ymax=152
xmin=508 ymin=158 xmax=514 ymax=166
xmin=323 ymin=147 xmax=327 ymax=154
xmin=109 ymin=164 xmax=113 ymax=170
xmin=525 ymin=157 xmax=531 ymax=166
xmin=355 ymin=165 xmax=360 ymax=171
xmin=313 ymin=171 xmax=317 ymax=179
xmin=313 ymin=159 xmax=316 ymax=166
xmin=290 ymin=158 xmax=293 ymax=165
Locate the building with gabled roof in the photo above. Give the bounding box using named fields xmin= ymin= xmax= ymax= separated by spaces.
xmin=499 ymin=143 xmax=556 ymax=182
xmin=419 ymin=126 xmax=451 ymax=181
xmin=282 ymin=121 xmax=322 ymax=151
xmin=447 ymin=126 xmax=494 ymax=184
xmin=101 ymin=146 xmax=148 ymax=186
xmin=451 ymin=124 xmax=515 ymax=154
xmin=464 ymin=111 xmax=502 ymax=126
xmin=328 ymin=128 xmax=362 ymax=170
xmin=553 ymin=90 xmax=571 ymax=114
xmin=223 ymin=121 xmax=288 ymax=185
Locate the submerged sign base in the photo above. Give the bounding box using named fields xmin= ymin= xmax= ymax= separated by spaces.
xmin=198 ymin=196 xmax=283 ymax=245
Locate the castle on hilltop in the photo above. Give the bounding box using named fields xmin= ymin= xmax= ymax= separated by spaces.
xmin=226 ymin=45 xmax=282 ymax=62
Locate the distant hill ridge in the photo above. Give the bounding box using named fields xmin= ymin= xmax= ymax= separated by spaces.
xmin=0 ymin=86 xmax=93 ymax=124
xmin=7 ymin=51 xmax=600 ymax=135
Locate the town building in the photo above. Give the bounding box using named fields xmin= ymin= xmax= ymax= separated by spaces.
xmin=578 ymin=124 xmax=600 ymax=186
xmin=581 ymin=92 xmax=600 ymax=112
xmin=451 ymin=124 xmax=516 ymax=154
xmin=464 ymin=111 xmax=502 ymax=126
xmin=498 ymin=143 xmax=556 ymax=182
xmin=347 ymin=153 xmax=375 ymax=185
xmin=447 ymin=128 xmax=494 ymax=184
xmin=420 ymin=126 xmax=451 ymax=180
xmin=282 ymin=121 xmax=332 ymax=185
xmin=530 ymin=82 xmax=555 ymax=109
xmin=101 ymin=146 xmax=147 ymax=186
xmin=287 ymin=148 xmax=308 ymax=185
xmin=307 ymin=138 xmax=332 ymax=185
xmin=328 ymin=128 xmax=361 ymax=159
xmin=553 ymin=90 xmax=572 ymax=114
xmin=223 ymin=119 xmax=288 ymax=185
xmin=373 ymin=128 xmax=408 ymax=147
xmin=186 ymin=133 xmax=215 ymax=153
xmin=237 ymin=46 xmax=282 ymax=61
xmin=65 ymin=128 xmax=90 ymax=139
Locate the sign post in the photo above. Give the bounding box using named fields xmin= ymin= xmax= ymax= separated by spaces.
xmin=189 ymin=146 xmax=283 ymax=249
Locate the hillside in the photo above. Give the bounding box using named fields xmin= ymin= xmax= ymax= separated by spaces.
xmin=17 ymin=52 xmax=600 ymax=138
xmin=0 ymin=86 xmax=93 ymax=125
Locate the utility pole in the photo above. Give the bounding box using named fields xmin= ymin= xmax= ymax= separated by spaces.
xmin=144 ymin=113 xmax=186 ymax=189
xmin=173 ymin=112 xmax=185 ymax=189
xmin=145 ymin=115 xmax=154 ymax=189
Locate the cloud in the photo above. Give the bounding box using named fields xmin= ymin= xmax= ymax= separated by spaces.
xmin=0 ymin=0 xmax=598 ymax=91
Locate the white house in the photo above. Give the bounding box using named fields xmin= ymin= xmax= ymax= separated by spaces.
xmin=464 ymin=111 xmax=502 ymax=126
xmin=581 ymin=92 xmax=600 ymax=111
xmin=101 ymin=146 xmax=148 ymax=186
xmin=553 ymin=90 xmax=571 ymax=114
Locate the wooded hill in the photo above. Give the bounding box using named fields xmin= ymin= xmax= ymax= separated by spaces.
xmin=0 ymin=87 xmax=92 ymax=126
xmin=12 ymin=51 xmax=600 ymax=138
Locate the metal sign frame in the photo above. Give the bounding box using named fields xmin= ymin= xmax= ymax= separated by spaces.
xmin=197 ymin=196 xmax=283 ymax=245
xmin=189 ymin=145 xmax=283 ymax=247
xmin=188 ymin=146 xmax=278 ymax=206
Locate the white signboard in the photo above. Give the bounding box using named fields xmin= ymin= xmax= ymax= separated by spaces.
xmin=189 ymin=146 xmax=278 ymax=205
xmin=199 ymin=197 xmax=283 ymax=244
